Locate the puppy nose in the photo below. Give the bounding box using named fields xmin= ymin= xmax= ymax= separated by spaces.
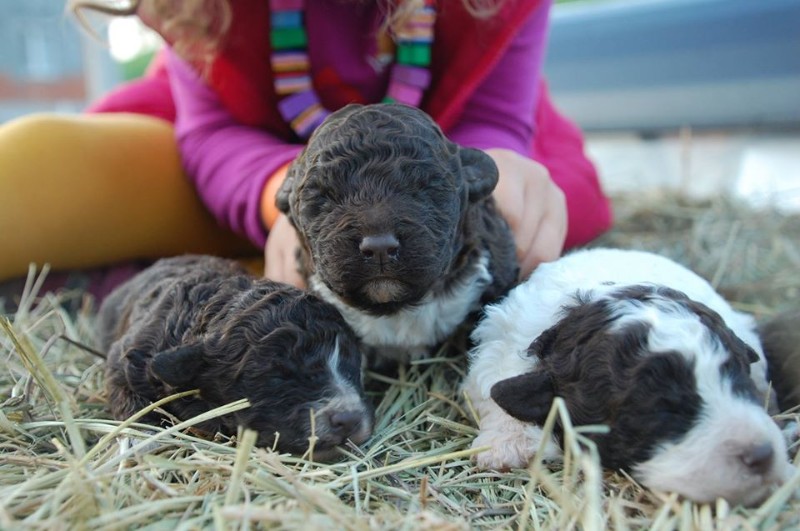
xmin=359 ymin=234 xmax=400 ymax=262
xmin=328 ymin=410 xmax=363 ymax=437
xmin=740 ymin=442 xmax=774 ymax=475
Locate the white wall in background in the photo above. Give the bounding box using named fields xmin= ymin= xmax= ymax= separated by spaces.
xmin=588 ymin=132 xmax=800 ymax=212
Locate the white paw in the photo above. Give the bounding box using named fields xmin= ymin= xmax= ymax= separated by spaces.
xmin=471 ymin=429 xmax=540 ymax=471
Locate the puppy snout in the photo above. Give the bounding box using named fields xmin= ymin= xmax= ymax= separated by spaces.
xmin=328 ymin=410 xmax=364 ymax=438
xmin=740 ymin=442 xmax=775 ymax=476
xmin=360 ymin=234 xmax=400 ymax=264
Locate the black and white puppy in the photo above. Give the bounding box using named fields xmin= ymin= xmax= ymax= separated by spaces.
xmin=464 ymin=248 xmax=796 ymax=506
xmin=97 ymin=255 xmax=373 ymax=460
xmin=276 ymin=103 xmax=518 ymax=362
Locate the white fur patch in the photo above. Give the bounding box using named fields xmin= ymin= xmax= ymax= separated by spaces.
xmin=463 ymin=371 xmax=561 ymax=470
xmin=311 ymin=252 xmax=492 ymax=361
xmin=325 ymin=337 xmax=361 ymax=404
xmin=314 ymin=336 xmax=372 ymax=444
xmin=634 ymin=397 xmax=794 ymax=505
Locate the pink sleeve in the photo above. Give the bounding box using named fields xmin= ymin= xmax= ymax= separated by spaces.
xmin=532 ymin=82 xmax=613 ymax=249
xmin=86 ymin=52 xmax=176 ymax=122
xmin=444 ymin=0 xmax=549 ymax=154
xmin=445 ymin=0 xmax=612 ymax=248
xmin=166 ymin=49 xmax=303 ymax=248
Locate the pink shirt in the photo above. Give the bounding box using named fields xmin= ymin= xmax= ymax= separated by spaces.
xmin=90 ymin=0 xmax=611 ymax=249
xmin=167 ymin=1 xmax=549 ymax=247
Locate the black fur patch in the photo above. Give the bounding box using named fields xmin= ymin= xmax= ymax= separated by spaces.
xmin=610 ymin=285 xmax=760 ymax=400
xmin=537 ymin=296 xmax=702 ymax=469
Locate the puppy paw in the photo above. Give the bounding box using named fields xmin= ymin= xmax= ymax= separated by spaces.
xmin=471 ymin=429 xmax=539 ymax=471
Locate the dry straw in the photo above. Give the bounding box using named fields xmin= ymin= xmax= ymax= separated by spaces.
xmin=1 ymin=193 xmax=799 ymax=530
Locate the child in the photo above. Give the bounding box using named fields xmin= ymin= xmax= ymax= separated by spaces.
xmin=0 ymin=0 xmax=612 ymax=294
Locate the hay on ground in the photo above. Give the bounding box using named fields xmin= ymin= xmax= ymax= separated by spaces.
xmin=1 ymin=192 xmax=799 ymax=530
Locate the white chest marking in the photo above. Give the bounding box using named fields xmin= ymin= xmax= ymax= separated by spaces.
xmin=310 ymin=253 xmax=492 ymax=357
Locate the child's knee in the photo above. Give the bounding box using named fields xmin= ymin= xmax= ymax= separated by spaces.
xmin=0 ymin=114 xmax=84 ymax=160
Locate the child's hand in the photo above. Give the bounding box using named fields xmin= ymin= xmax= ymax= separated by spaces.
xmin=486 ymin=148 xmax=567 ymax=280
xmin=264 ymin=214 xmax=306 ymax=288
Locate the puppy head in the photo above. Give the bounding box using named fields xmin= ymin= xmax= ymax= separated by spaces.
xmin=149 ymin=286 xmax=373 ymax=460
xmin=276 ymin=103 xmax=498 ymax=315
xmin=491 ymin=285 xmax=793 ymax=506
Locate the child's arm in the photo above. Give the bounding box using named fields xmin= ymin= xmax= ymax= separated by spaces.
xmin=165 ymin=49 xmax=303 ymax=248
xmin=445 ymin=0 xmax=612 ymax=259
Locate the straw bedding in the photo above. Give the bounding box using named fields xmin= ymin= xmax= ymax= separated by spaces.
xmin=1 ymin=192 xmax=798 ymax=530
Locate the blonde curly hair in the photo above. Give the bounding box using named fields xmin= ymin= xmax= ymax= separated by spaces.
xmin=69 ymin=0 xmax=501 ymax=67
xmin=69 ymin=0 xmax=231 ymax=68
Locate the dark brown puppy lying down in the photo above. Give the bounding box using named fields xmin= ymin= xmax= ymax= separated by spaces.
xmin=97 ymin=255 xmax=373 ymax=460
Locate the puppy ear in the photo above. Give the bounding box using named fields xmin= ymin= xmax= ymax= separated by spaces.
xmin=275 ymin=156 xmax=305 ymax=216
xmin=527 ymin=325 xmax=559 ymax=359
xmin=746 ymin=347 xmax=760 ymax=364
xmin=459 ymin=147 xmax=499 ymax=202
xmin=150 ymin=345 xmax=205 ymax=388
xmin=490 ymin=371 xmax=555 ymax=424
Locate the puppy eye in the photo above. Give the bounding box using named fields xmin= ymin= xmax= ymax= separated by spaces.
xmin=301 ymin=193 xmax=342 ymax=222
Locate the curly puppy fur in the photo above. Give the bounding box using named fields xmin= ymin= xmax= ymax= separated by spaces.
xmin=277 ymin=103 xmax=518 ymax=362
xmin=464 ymin=248 xmax=796 ymax=506
xmin=98 ymin=255 xmax=373 ymax=460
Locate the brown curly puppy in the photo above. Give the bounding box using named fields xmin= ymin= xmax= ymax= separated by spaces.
xmin=97 ymin=255 xmax=373 ymax=460
xmin=277 ymin=103 xmax=519 ymax=362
